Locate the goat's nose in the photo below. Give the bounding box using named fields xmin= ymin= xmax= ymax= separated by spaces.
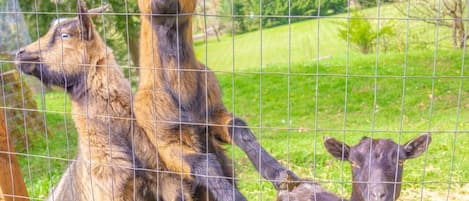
xmin=370 ymin=188 xmax=386 ymax=201
xmin=372 ymin=191 xmax=385 ymax=199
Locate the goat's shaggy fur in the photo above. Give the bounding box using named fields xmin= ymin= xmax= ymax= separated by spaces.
xmin=135 ymin=0 xmax=251 ymax=200
xmin=15 ymin=1 xmax=190 ymax=200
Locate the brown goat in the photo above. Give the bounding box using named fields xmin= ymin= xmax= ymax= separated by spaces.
xmin=134 ymin=1 xmax=314 ymax=199
xmin=134 ymin=0 xmax=264 ymax=200
xmin=15 ymin=1 xmax=190 ymax=200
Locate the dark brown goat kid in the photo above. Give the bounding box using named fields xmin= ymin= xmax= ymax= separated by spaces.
xmin=323 ymin=133 xmax=431 ymax=201
xmin=15 ymin=1 xmax=188 ymax=200
xmin=234 ymin=132 xmax=431 ymax=201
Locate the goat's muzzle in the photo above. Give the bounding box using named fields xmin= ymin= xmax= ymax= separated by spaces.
xmin=15 ymin=48 xmax=40 ymax=74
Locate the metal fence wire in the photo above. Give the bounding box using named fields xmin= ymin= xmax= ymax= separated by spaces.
xmin=0 ymin=0 xmax=468 ymax=200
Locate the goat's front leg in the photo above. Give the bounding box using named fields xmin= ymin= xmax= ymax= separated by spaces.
xmin=210 ymin=110 xmax=299 ymax=190
xmin=205 ymin=71 xmax=298 ymax=190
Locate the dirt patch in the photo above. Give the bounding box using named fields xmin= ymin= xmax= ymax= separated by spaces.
xmin=399 ymin=184 xmax=469 ymax=201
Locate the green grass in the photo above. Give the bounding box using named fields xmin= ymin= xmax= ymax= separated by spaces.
xmin=194 ymin=3 xmax=454 ymax=72
xmin=17 ymin=91 xmax=76 ymax=200
xmin=18 ymin=49 xmax=469 ymax=200
xmin=220 ymin=50 xmax=469 ymax=200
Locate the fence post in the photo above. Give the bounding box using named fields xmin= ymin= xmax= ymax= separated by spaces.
xmin=0 ymin=107 xmax=29 ymax=201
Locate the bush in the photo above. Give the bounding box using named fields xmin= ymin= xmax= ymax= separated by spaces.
xmin=337 ymin=11 xmax=394 ymax=54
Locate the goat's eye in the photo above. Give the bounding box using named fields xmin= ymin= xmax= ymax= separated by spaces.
xmin=60 ymin=33 xmax=70 ymax=39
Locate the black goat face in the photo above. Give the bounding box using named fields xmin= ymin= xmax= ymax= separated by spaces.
xmin=324 ymin=133 xmax=431 ymax=201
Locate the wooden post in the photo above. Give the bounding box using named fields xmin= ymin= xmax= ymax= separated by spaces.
xmin=0 ymin=108 xmax=29 ymax=201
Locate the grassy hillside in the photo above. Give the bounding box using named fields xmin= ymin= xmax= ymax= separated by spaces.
xmin=220 ymin=50 xmax=469 ymax=200
xmin=20 ymin=49 xmax=469 ymax=200
xmin=194 ymin=3 xmax=454 ymax=71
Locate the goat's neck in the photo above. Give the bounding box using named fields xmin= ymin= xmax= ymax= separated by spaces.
xmin=139 ymin=16 xmax=198 ymax=89
xmin=155 ymin=20 xmax=196 ymax=68
xmin=71 ymin=51 xmax=132 ymax=115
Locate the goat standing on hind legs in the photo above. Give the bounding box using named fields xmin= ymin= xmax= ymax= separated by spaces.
xmin=15 ymin=1 xmax=190 ymax=200
xmin=135 ymin=0 xmax=279 ymax=200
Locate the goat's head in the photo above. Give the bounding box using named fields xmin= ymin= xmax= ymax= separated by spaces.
xmin=15 ymin=0 xmax=108 ymax=90
xmin=138 ymin=0 xmax=196 ymax=25
xmin=324 ymin=133 xmax=431 ymax=201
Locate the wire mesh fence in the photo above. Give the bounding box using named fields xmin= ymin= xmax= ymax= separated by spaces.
xmin=0 ymin=0 xmax=468 ymax=200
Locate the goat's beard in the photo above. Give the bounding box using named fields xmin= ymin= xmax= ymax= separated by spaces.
xmin=15 ymin=57 xmax=39 ymax=74
xmin=19 ymin=63 xmax=86 ymax=97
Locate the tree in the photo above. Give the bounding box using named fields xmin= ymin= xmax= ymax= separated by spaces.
xmin=18 ymin=0 xmax=140 ymax=66
xmin=195 ymin=0 xmax=223 ymax=41
xmin=394 ymin=0 xmax=467 ymax=48
xmin=0 ymin=0 xmax=31 ymax=54
xmin=218 ymin=0 xmax=347 ymax=33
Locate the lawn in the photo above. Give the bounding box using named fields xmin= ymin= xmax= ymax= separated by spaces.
xmin=219 ymin=50 xmax=469 ymax=200
xmin=12 ymin=2 xmax=469 ymax=201
xmin=194 ymin=3 xmax=454 ymax=72
xmin=17 ymin=49 xmax=469 ymax=200
xmin=17 ymin=90 xmax=76 ymax=199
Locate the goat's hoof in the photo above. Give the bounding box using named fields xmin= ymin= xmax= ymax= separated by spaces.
xmin=151 ymin=0 xmax=179 ymax=14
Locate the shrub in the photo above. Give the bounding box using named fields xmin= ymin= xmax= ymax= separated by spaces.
xmin=337 ymin=11 xmax=394 ymax=54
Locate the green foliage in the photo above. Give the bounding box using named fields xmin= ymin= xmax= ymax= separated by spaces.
xmin=219 ymin=0 xmax=346 ymax=33
xmin=337 ymin=11 xmax=394 ymax=54
xmin=320 ymin=0 xmax=348 ymax=14
xmin=18 ymin=0 xmax=73 ymax=40
xmin=195 ymin=3 xmax=456 ymax=70
xmin=356 ymin=0 xmax=393 ymax=8
xmin=18 ymin=0 xmax=140 ymax=81
xmin=18 ymin=0 xmax=138 ymax=40
xmin=0 ymin=0 xmax=31 ymax=53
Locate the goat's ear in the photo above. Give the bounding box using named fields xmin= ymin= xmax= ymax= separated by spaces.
xmin=403 ymin=133 xmax=431 ymax=159
xmin=77 ymin=0 xmax=93 ymax=41
xmin=88 ymin=4 xmax=110 ymax=17
xmin=324 ymin=137 xmax=350 ymax=160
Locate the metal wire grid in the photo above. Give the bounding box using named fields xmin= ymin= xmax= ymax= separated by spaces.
xmin=0 ymin=0 xmax=468 ymax=200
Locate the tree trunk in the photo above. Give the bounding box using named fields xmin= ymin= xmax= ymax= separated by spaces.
xmin=349 ymin=0 xmax=361 ymax=9
xmin=212 ymin=25 xmax=220 ymax=42
xmin=128 ymin=36 xmax=139 ymax=67
xmin=451 ymin=16 xmax=459 ymax=48
xmin=456 ymin=17 xmax=466 ymax=48
xmin=0 ymin=108 xmax=29 ymax=201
